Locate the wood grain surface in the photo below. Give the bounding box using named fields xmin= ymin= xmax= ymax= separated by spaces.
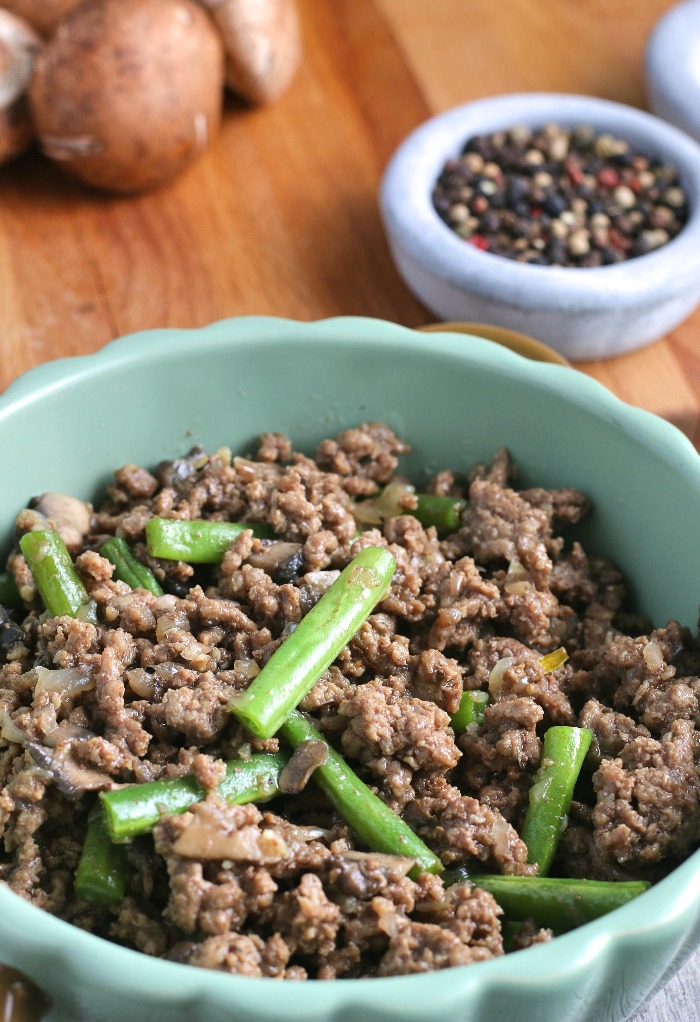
xmin=0 ymin=1 xmax=698 ymax=1020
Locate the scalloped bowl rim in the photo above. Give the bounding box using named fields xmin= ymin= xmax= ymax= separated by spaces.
xmin=0 ymin=315 xmax=699 ymax=1019
xmin=379 ymin=92 xmax=700 ymax=311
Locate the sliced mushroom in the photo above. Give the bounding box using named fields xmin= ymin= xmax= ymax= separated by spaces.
xmin=277 ymin=738 xmax=328 ymax=794
xmin=247 ymin=540 xmax=304 ymax=583
xmin=340 ymin=850 xmax=416 ymax=872
xmin=172 ymin=801 xmax=289 ymax=862
xmin=328 ymin=849 xmax=416 ymax=898
xmin=0 ymin=607 xmax=23 ymax=655
xmin=42 ymin=720 xmax=95 ymax=748
xmin=25 ymin=741 xmax=112 ymax=799
xmin=163 ymin=942 xmax=197 ymax=964
xmin=30 ymin=492 xmax=92 ymax=553
xmin=156 ymin=446 xmax=207 ymax=492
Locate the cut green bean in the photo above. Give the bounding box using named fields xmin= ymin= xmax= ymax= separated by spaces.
xmin=230 ymin=546 xmax=396 ymax=739
xmin=413 ymin=494 xmax=466 ymax=533
xmin=145 ymin=517 xmax=273 ymax=564
xmin=100 ymin=537 xmax=163 ymax=597
xmin=456 ymin=874 xmax=650 ymax=932
xmin=521 ymin=725 xmax=593 ymax=876
xmin=0 ymin=572 xmax=20 ymax=607
xmin=19 ymin=529 xmax=97 ymax=623
xmin=75 ymin=813 xmax=128 ymax=905
xmin=100 ymin=752 xmax=288 ymax=842
xmin=280 ymin=709 xmax=443 ymax=875
xmin=450 ymin=690 xmax=490 ymax=734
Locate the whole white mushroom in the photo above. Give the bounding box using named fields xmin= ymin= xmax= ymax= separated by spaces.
xmin=0 ymin=1 xmax=82 ymax=37
xmin=197 ymin=0 xmax=301 ymax=104
xmin=0 ymin=7 xmax=41 ymax=166
xmin=28 ymin=0 xmax=225 ymax=193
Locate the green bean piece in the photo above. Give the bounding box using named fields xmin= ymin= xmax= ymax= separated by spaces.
xmin=280 ymin=709 xmax=443 ymax=875
xmin=521 ymin=725 xmax=593 ymax=876
xmin=100 ymin=537 xmax=164 ymax=597
xmin=19 ymin=529 xmax=97 ymax=623
xmin=501 ymin=920 xmax=535 ymax=953
xmin=0 ymin=572 xmax=20 ymax=607
xmin=230 ymin=547 xmax=396 ymax=739
xmin=459 ymin=874 xmax=650 ymax=932
xmin=413 ymin=494 xmax=466 ymax=533
xmin=145 ymin=517 xmax=273 ymax=564
xmin=450 ymin=690 xmax=490 ymax=734
xmin=100 ymin=752 xmax=288 ymax=842
xmin=75 ymin=813 xmax=128 ymax=905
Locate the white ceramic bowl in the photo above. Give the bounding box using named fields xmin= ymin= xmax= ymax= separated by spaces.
xmin=379 ymin=92 xmax=700 ymax=361
xmin=646 ymin=0 xmax=700 ymax=144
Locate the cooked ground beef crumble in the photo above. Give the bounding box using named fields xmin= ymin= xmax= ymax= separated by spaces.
xmin=0 ymin=422 xmax=698 ymax=979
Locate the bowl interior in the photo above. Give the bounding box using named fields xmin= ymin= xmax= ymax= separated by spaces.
xmin=3 ymin=316 xmax=699 ymax=625
xmin=1 ymin=316 xmax=700 ymax=1021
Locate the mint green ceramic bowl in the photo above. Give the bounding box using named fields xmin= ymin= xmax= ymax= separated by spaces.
xmin=0 ymin=316 xmax=699 ymax=1022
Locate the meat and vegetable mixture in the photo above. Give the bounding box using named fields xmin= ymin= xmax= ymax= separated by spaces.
xmin=0 ymin=423 xmax=699 ymax=978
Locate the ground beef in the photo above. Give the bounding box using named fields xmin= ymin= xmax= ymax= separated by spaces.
xmin=338 ymin=678 xmax=461 ymax=774
xmin=1 ymin=424 xmax=698 ymax=980
xmin=460 ymin=695 xmax=543 ymax=823
xmin=579 ymin=699 xmax=650 ymax=760
xmin=508 ymin=918 xmax=554 ymax=950
xmin=592 ymin=719 xmax=700 ymax=866
xmin=407 ymin=775 xmax=534 ymax=874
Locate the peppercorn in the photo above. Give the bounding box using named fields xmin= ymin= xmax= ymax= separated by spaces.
xmin=431 ymin=122 xmax=689 ymax=267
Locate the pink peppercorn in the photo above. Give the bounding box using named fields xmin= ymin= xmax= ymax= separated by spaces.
xmin=597 ymin=167 xmax=619 ymax=188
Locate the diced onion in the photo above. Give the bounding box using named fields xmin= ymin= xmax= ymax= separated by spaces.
xmin=154 ymin=662 xmax=184 ymax=681
xmin=33 ymin=665 xmax=94 ymax=703
xmin=126 ymin=668 xmax=156 ymax=699
xmin=642 ymin=640 xmax=664 ymax=672
xmin=538 ymin=647 xmax=569 ymax=675
xmin=0 ymin=709 xmax=26 ymax=745
xmin=156 ymin=610 xmax=190 ymax=641
xmin=490 ymin=812 xmax=513 ymax=857
xmin=234 ymin=658 xmax=260 ymax=681
xmin=213 ymin=447 xmax=232 ymax=467
xmin=351 ymin=482 xmax=417 ymax=526
xmin=488 ymin=657 xmax=516 ymax=697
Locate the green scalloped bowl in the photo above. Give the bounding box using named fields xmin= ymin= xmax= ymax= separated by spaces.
xmin=0 ymin=316 xmax=699 ymax=1022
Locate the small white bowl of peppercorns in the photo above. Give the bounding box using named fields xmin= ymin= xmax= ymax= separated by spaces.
xmin=379 ymin=92 xmax=700 ymax=361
